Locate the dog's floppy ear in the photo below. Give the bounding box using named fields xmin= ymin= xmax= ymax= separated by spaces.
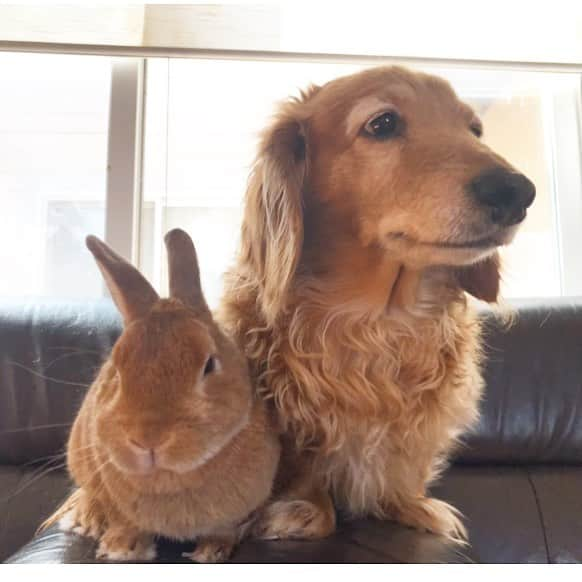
xmin=455 ymin=252 xmax=501 ymax=303
xmin=239 ymin=98 xmax=313 ymax=325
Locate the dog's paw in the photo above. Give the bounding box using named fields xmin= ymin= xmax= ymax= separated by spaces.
xmin=392 ymin=497 xmax=467 ymax=543
xmin=253 ymin=499 xmax=335 ymax=540
xmin=183 ymin=538 xmax=234 ymax=564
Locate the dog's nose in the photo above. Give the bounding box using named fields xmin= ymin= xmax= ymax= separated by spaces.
xmin=470 ymin=167 xmax=536 ymax=226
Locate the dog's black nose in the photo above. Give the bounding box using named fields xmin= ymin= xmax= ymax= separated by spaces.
xmin=470 ymin=168 xmax=536 ymax=226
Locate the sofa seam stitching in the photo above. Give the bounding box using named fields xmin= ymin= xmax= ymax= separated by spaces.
xmin=526 ymin=467 xmax=551 ymax=564
xmin=343 ymin=535 xmax=406 ymax=563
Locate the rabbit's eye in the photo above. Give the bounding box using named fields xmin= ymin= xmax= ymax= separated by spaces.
xmin=203 ymin=355 xmax=218 ymax=376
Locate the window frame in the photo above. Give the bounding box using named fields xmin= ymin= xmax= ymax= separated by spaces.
xmin=105 ymin=58 xmax=146 ymax=264
xmin=545 ymin=77 xmax=582 ymax=295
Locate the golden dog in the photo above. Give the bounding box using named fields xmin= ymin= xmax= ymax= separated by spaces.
xmin=220 ymin=66 xmax=535 ymax=542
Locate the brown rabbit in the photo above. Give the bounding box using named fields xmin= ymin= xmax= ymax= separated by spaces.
xmin=42 ymin=229 xmax=280 ymax=563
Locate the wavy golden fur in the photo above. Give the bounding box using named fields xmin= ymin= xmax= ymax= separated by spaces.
xmin=220 ymin=66 xmax=534 ymax=542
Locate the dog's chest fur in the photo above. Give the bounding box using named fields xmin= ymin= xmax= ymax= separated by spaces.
xmin=242 ymin=292 xmax=484 ymax=515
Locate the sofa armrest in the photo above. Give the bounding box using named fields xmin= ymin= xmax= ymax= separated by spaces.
xmin=0 ymin=465 xmax=70 ymax=562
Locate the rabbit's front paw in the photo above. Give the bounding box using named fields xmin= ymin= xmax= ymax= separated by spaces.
xmin=59 ymin=503 xmax=104 ymax=540
xmin=96 ymin=528 xmax=156 ymax=562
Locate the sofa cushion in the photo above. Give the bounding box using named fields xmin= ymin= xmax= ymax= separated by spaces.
xmin=433 ymin=465 xmax=547 ymax=562
xmin=527 ymin=466 xmax=582 ymax=563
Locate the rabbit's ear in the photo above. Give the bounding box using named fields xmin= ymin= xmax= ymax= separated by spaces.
xmin=164 ymin=229 xmax=209 ymax=313
xmin=86 ymin=235 xmax=159 ymax=325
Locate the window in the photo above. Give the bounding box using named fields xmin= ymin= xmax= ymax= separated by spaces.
xmin=141 ymin=59 xmax=582 ymax=306
xmin=0 ymin=52 xmax=111 ymax=298
xmin=1 ymin=51 xmax=581 ymax=304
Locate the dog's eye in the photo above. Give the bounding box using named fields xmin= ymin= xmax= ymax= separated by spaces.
xmin=470 ymin=122 xmax=483 ymax=138
xmin=203 ymin=355 xmax=218 ymax=377
xmin=364 ymin=111 xmax=400 ymax=139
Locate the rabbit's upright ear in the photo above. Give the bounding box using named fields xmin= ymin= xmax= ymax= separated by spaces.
xmin=164 ymin=229 xmax=209 ymax=314
xmin=86 ymin=236 xmax=159 ymax=325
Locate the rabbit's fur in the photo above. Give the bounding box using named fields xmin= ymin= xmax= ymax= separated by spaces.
xmin=42 ymin=229 xmax=280 ymax=562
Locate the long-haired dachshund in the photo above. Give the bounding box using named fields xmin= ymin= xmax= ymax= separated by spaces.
xmin=220 ymin=66 xmax=535 ymax=542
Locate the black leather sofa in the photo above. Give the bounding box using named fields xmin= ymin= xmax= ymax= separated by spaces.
xmin=1 ymin=298 xmax=582 ymax=563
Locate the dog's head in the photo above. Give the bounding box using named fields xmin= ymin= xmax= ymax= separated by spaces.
xmin=241 ymin=66 xmax=535 ymax=321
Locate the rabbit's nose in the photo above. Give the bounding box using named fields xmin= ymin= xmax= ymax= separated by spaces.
xmin=129 ymin=437 xmax=156 ymax=451
xmin=128 ymin=432 xmax=169 ymax=451
xmin=127 ymin=436 xmax=169 ymax=471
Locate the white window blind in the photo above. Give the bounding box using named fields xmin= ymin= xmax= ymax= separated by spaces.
xmin=0 ymin=3 xmax=580 ymax=66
